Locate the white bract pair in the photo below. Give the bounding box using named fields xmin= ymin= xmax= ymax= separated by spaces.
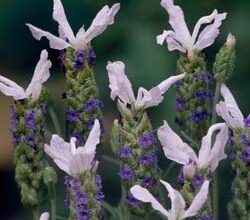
xmin=45 ymin=119 xmax=101 ymax=177
xmin=0 ymin=50 xmax=51 ymax=102
xmin=158 ymin=121 xmax=228 ymax=178
xmin=131 ymin=179 xmax=209 ymax=220
xmin=27 ymin=0 xmax=120 ymax=50
xmin=106 ymin=61 xmax=185 ymax=113
xmin=216 ymin=84 xmax=248 ymax=129
xmin=157 ymin=0 xmax=227 ymax=58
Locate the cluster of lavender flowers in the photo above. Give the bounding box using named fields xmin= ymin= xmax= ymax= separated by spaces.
xmin=0 ymin=51 xmax=57 ymax=211
xmin=0 ymin=0 xmax=249 ymax=220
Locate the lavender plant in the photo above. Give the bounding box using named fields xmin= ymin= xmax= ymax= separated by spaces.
xmin=45 ymin=119 xmax=104 ymax=219
xmin=0 ymin=50 xmax=57 ymax=218
xmin=0 ymin=0 xmax=249 ymax=220
xmin=158 ymin=121 xmax=228 ymax=219
xmin=157 ymin=0 xmax=226 ymax=145
xmin=27 ymin=0 xmax=120 ymax=143
xmin=107 ymin=60 xmax=185 ymax=215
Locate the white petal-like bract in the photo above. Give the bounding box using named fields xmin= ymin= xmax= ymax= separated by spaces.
xmin=158 ymin=120 xmax=197 ymax=165
xmin=26 ymin=50 xmax=52 ymax=101
xmin=182 ymin=181 xmax=210 ymax=218
xmin=216 ymin=84 xmax=244 ymax=129
xmin=39 ymin=212 xmax=50 ymax=220
xmin=130 ymin=185 xmax=169 ymax=217
xmin=157 ymin=0 xmax=226 ymax=57
xmin=106 ymin=61 xmax=136 ymax=105
xmin=45 ymin=120 xmax=101 ymax=176
xmin=131 ymin=179 xmax=210 ymax=220
xmin=27 ymin=1 xmax=120 ymax=50
xmin=0 ymin=75 xmax=27 ymax=100
xmin=107 ymin=61 xmax=185 ymax=110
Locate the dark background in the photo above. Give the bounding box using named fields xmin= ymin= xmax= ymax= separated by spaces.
xmin=0 ymin=0 xmax=250 ymax=219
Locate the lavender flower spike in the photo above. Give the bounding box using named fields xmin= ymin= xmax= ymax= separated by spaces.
xmin=157 ymin=0 xmax=227 ymax=58
xmin=45 ymin=119 xmax=100 ymax=176
xmin=0 ymin=50 xmax=51 ymax=101
xmin=157 ymin=120 xmax=228 ymax=178
xmin=130 ymin=180 xmax=210 ymax=220
xmin=26 ymin=0 xmax=120 ymax=50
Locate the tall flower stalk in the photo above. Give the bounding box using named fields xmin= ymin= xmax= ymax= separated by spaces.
xmin=158 ymin=120 xmax=228 ymax=219
xmin=0 ymin=50 xmax=57 ymax=218
xmin=107 ymin=61 xmax=185 ymax=215
xmin=216 ymin=84 xmax=250 ymax=220
xmin=157 ymin=0 xmax=227 ymax=145
xmin=27 ymin=0 xmax=120 ymax=144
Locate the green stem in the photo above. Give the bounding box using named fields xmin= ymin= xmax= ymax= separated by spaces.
xmin=211 ymin=82 xmax=221 ymax=220
xmin=32 ymin=207 xmax=40 ymax=220
xmin=48 ymin=181 xmax=56 ymax=220
xmin=49 ymin=107 xmax=62 ymax=137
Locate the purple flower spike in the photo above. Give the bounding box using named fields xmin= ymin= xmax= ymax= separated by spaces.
xmin=142 ymin=176 xmax=156 ymax=188
xmin=75 ymin=191 xmax=88 ymax=205
xmin=88 ymin=46 xmax=96 ymax=65
xmin=174 ymin=81 xmax=182 ymax=89
xmin=139 ymin=153 xmax=157 ymax=166
xmin=118 ymin=166 xmax=135 ymax=181
xmin=194 ymin=71 xmax=213 ymax=84
xmin=25 ymin=135 xmax=36 ymax=148
xmin=77 ymin=210 xmax=91 ymax=220
xmin=244 ymin=116 xmax=250 ymax=128
xmin=10 ymin=106 xmax=17 ymax=130
xmin=119 ymin=145 xmax=133 ymax=159
xmin=242 ymin=146 xmax=250 ymax=164
xmin=74 ymin=50 xmax=86 ymax=69
xmin=191 ymin=173 xmax=204 ymax=188
xmin=24 ymin=110 xmax=36 ymax=131
xmin=191 ymin=110 xmax=210 ymax=123
xmin=66 ymin=108 xmax=80 ymax=122
xmin=95 ymin=175 xmax=102 ymax=189
xmin=126 ymin=192 xmax=140 ymax=208
xmin=13 ymin=133 xmax=20 ymax=145
xmin=83 ymin=98 xmax=104 ymax=112
xmin=65 ymin=193 xmax=71 ymax=208
xmin=177 ymin=167 xmax=185 ymax=184
xmin=194 ymin=89 xmax=213 ymax=100
xmin=95 ymin=191 xmax=105 ymax=202
xmin=139 ymin=133 xmax=155 ymax=148
xmin=176 ymin=98 xmax=186 ymax=111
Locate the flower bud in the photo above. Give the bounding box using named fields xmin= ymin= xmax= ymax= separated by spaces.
xmin=214 ymin=33 xmax=236 ymax=83
xmin=43 ymin=166 xmax=58 ymax=185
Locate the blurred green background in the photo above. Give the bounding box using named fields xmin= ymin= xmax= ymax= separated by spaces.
xmin=0 ymin=0 xmax=250 ymax=219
